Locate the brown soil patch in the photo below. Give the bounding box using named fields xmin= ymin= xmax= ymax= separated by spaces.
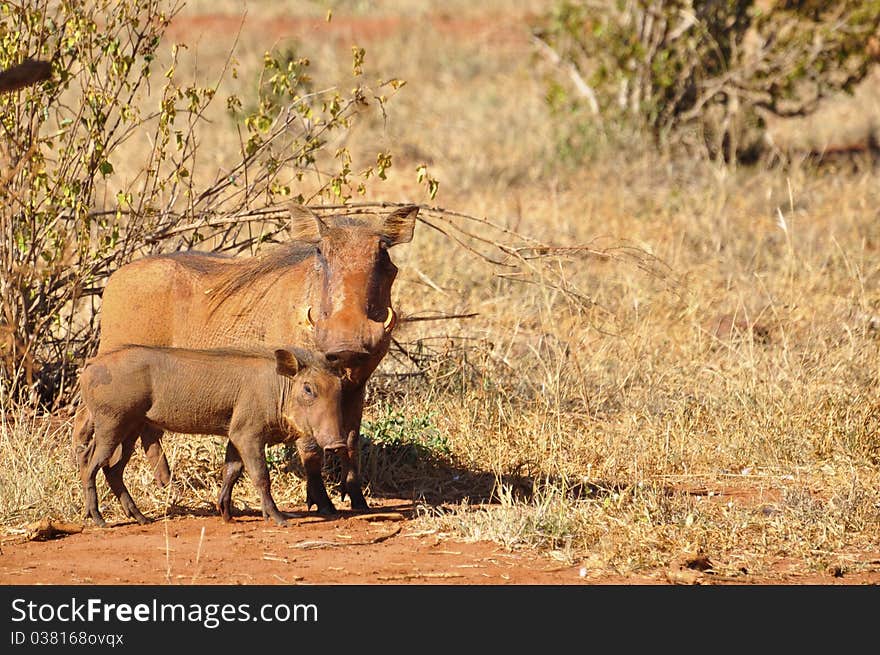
xmin=3 ymin=496 xmax=879 ymax=586
xmin=166 ymin=12 xmax=533 ymax=49
xmin=1 ymin=499 xmax=593 ymax=586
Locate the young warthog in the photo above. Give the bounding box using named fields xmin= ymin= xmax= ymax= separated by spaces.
xmin=74 ymin=345 xmax=345 ymax=527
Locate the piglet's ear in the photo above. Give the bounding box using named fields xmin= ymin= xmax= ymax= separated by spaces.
xmin=382 ymin=205 xmax=419 ymax=246
xmin=274 ymin=348 xmax=303 ymax=377
xmin=289 ymin=203 xmax=327 ymax=241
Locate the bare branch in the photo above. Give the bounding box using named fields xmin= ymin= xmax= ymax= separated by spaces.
xmin=400 ymin=312 xmax=479 ymax=323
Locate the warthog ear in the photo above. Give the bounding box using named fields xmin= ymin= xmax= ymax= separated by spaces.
xmin=274 ymin=348 xmax=303 ymax=377
xmin=382 ymin=205 xmax=419 ymax=245
xmin=288 ymin=203 xmax=326 ymax=242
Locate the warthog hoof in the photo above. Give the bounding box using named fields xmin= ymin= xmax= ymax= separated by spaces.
xmin=341 ymin=485 xmax=369 ymax=511
xmin=306 ymin=489 xmax=337 ymax=515
xmin=314 ymin=504 xmax=339 ymax=517
xmin=350 ymin=498 xmax=369 ymax=512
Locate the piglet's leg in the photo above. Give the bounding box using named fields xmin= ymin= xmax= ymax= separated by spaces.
xmin=219 ymin=442 xmax=302 ymax=521
xmin=231 ymin=435 xmax=289 ymax=526
xmin=82 ymin=459 xmax=107 ymax=528
xmin=81 ymin=426 xmax=125 ymax=528
xmin=140 ymin=425 xmax=171 ymax=487
xmin=71 ymin=406 xmax=95 ymax=519
xmin=103 ymin=436 xmax=150 ymax=525
xmin=297 ymin=437 xmax=337 ymax=515
xmin=217 ymin=442 xmax=244 ymax=522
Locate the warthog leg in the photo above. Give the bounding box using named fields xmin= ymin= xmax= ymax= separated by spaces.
xmin=339 ymin=385 xmax=369 ymax=511
xmin=338 ymin=429 xmax=369 ymax=511
xmin=297 ymin=438 xmax=337 ymax=515
xmin=106 ymin=425 xmax=171 ymax=487
xmin=102 ymin=436 xmax=150 ymax=525
xmin=140 ymin=425 xmax=172 ymax=486
xmin=71 ymin=406 xmax=95 ymax=518
xmin=81 ymin=424 xmax=129 ymax=528
xmin=217 ymin=442 xmax=245 ymax=522
xmin=218 ymin=442 xmax=304 ymax=521
xmin=71 ymin=406 xmax=93 ymax=466
xmin=230 ymin=433 xmax=290 ymax=526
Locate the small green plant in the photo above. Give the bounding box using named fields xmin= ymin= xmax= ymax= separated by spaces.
xmin=362 ymin=404 xmax=451 ymax=463
xmin=352 ymin=405 xmax=452 ymax=493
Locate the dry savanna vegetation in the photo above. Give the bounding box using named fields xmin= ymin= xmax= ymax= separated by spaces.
xmin=2 ymin=0 xmax=880 ymax=583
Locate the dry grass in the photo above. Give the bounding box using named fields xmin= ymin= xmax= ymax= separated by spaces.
xmin=2 ymin=0 xmax=880 ymax=579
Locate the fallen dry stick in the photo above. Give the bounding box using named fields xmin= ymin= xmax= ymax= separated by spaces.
xmin=348 ymin=512 xmax=406 ymax=522
xmin=377 ymin=572 xmax=464 ymax=581
xmin=26 ymin=517 xmax=83 ymax=542
xmin=290 ymin=525 xmax=402 ymax=550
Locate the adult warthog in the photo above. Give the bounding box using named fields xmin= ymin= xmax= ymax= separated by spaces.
xmin=73 ymin=203 xmax=419 ymax=515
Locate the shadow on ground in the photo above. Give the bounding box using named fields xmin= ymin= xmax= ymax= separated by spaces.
xmin=305 ymin=440 xmax=633 ymax=507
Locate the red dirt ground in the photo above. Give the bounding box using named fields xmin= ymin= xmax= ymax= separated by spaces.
xmin=1 ymin=499 xmax=590 ymax=586
xmin=164 ymin=12 xmax=534 ymax=49
xmin=2 ymin=496 xmax=879 ymax=586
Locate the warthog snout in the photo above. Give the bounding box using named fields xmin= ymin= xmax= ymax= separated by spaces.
xmin=313 ymin=308 xmax=396 ymax=365
xmin=324 ymin=349 xmax=370 ymax=365
xmin=322 ymin=442 xmax=348 ymax=454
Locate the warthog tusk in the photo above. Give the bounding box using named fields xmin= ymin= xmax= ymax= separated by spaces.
xmin=383 ymin=307 xmax=396 ymax=331
xmin=306 ymin=306 xmax=315 ymax=329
